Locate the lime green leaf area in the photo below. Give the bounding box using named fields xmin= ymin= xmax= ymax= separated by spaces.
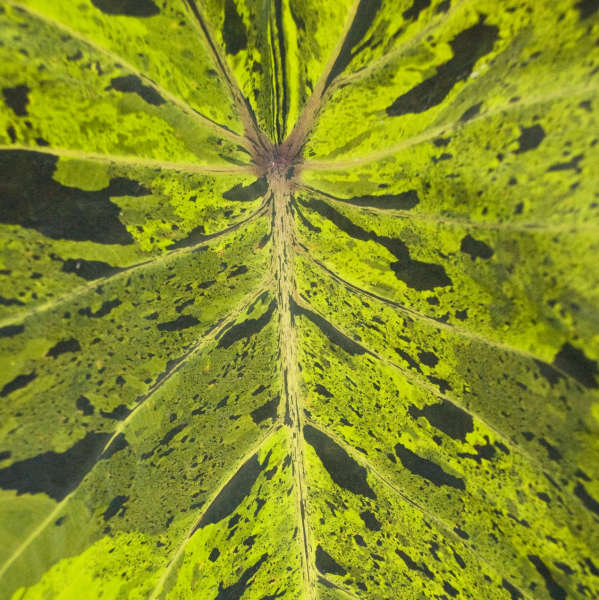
xmin=1 ymin=0 xmax=598 ymax=598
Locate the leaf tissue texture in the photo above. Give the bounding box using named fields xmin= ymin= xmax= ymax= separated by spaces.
xmin=0 ymin=1 xmax=598 ymax=599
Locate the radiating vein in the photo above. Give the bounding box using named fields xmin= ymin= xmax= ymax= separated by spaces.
xmin=317 ymin=576 xmax=362 ymax=600
xmin=301 ymin=81 xmax=599 ymax=170
xmin=295 ymin=284 xmax=599 ymax=530
xmin=0 ymin=282 xmax=272 ymax=583
xmin=0 ymin=198 xmax=270 ymax=330
xmin=292 ymin=292 xmax=541 ymax=471
xmin=332 ymin=0 xmax=469 ymax=91
xmin=284 ymin=0 xmax=362 ymax=158
xmin=0 ymin=145 xmax=253 ymax=174
xmin=147 ymin=425 xmax=280 ymax=600
xmin=182 ymin=0 xmax=270 ymax=154
xmin=99 ymin=279 xmax=274 ymax=456
xmin=296 ymin=245 xmax=586 ymax=388
xmin=306 ymin=419 xmax=534 ymax=600
xmin=298 ymin=184 xmax=599 ymax=234
xmin=6 ymin=1 xmax=247 ymax=146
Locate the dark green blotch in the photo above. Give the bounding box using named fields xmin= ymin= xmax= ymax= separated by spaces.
xmin=458 ymin=438 xmax=496 ymax=464
xmin=157 ymin=314 xmax=200 ymax=332
xmin=326 ymin=0 xmax=382 ymax=86
xmin=576 ymin=0 xmax=599 ymax=20
xmin=459 ymin=102 xmax=482 ymax=122
xmin=91 ymin=0 xmax=159 ymax=17
xmin=314 ymin=384 xmax=333 ymax=398
xmin=101 ymin=433 xmax=129 ymax=460
xmin=515 ymin=124 xmax=545 ymax=153
xmin=228 ymin=265 xmax=248 ymax=278
xmin=222 ymin=0 xmax=248 ymax=55
xmin=394 ymin=441 xmax=465 ymax=489
xmin=460 ymin=234 xmax=494 ymax=260
xmin=394 ymin=549 xmax=435 ymax=579
xmin=107 ymin=74 xmax=165 ymax=106
xmin=195 ymin=453 xmax=264 ymax=529
xmin=217 ymin=299 xmax=276 ymax=348
xmin=403 ymin=0 xmax=431 ymax=21
xmin=198 ymin=279 xmax=216 ymax=289
xmin=175 ymin=299 xmax=194 ymax=314
xmin=443 ymin=581 xmax=459 ymax=597
xmin=427 ymin=375 xmax=452 ymax=393
xmin=159 ymin=423 xmax=187 ymax=447
xmin=302 ymin=197 xmax=451 ymax=290
xmin=2 ymin=84 xmax=30 ymax=116
xmin=215 ymin=553 xmax=268 ymax=600
xmin=67 ymin=50 xmax=83 ymax=62
xmin=387 ymin=20 xmax=499 ymax=116
xmin=304 ymin=424 xmax=376 ymax=499
xmin=333 ymin=189 xmax=420 ymax=211
xmin=0 ymin=151 xmax=151 ymax=244
xmin=0 ymin=431 xmax=126 ymax=501
xmin=538 ymin=438 xmax=562 ymax=462
xmin=289 ymin=2 xmax=305 ymax=30
xmin=435 ymin=0 xmax=451 ymax=13
xmin=222 ymin=177 xmax=268 ymax=202
xmin=408 ymin=400 xmax=473 ymax=441
xmin=209 ymin=547 xmax=220 ymax=562
xmin=250 ymin=395 xmax=279 ymax=424
xmin=418 ymin=350 xmax=438 ymax=367
xmin=553 ymin=562 xmax=574 ymax=575
xmin=315 ymin=545 xmax=347 ymax=576
xmin=76 ymin=395 xmax=95 ymax=416
xmin=390 ymin=246 xmax=451 ymax=288
xmin=79 ymin=298 xmax=122 ymax=318
xmin=534 ymin=359 xmax=564 ymax=387
xmin=228 ymin=515 xmax=240 ymax=530
xmin=102 ymin=495 xmax=129 ymax=520
xmin=552 ymin=342 xmax=598 ymax=388
xmin=452 ymin=549 xmax=466 ymax=569
xmin=547 ymin=153 xmax=583 ymax=173
xmin=528 ymin=555 xmax=566 ymax=600
xmin=502 ymin=578 xmax=524 ymax=600
xmin=0 ymin=296 xmax=24 ymax=307
xmin=46 ymin=338 xmax=81 ymax=358
xmin=100 ymin=404 xmax=131 ymax=421
xmin=584 ymin=556 xmax=599 ymax=576
xmin=395 ymin=348 xmax=422 ymax=372
xmin=5 ymin=126 xmax=16 ymax=143
xmin=0 ymin=371 xmax=36 ymax=398
xmin=293 ymin=198 xmax=322 ymax=233
xmin=166 ymin=226 xmax=208 ymax=250
xmin=291 ymin=297 xmax=366 ymax=356
xmin=61 ymin=257 xmax=122 ymax=281
xmin=574 ymin=482 xmax=599 ymax=517
xmin=359 ymin=509 xmax=381 ymax=531
xmin=0 ymin=324 xmax=24 ymax=339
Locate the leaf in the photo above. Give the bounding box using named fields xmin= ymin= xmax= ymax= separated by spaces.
xmin=0 ymin=1 xmax=598 ymax=599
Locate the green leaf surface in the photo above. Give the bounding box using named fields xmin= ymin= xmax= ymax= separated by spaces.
xmin=1 ymin=1 xmax=598 ymax=599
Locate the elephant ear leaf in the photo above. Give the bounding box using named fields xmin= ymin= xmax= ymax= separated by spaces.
xmin=1 ymin=1 xmax=598 ymax=600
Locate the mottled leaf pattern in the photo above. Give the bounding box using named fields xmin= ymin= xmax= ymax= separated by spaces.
xmin=0 ymin=1 xmax=598 ymax=599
